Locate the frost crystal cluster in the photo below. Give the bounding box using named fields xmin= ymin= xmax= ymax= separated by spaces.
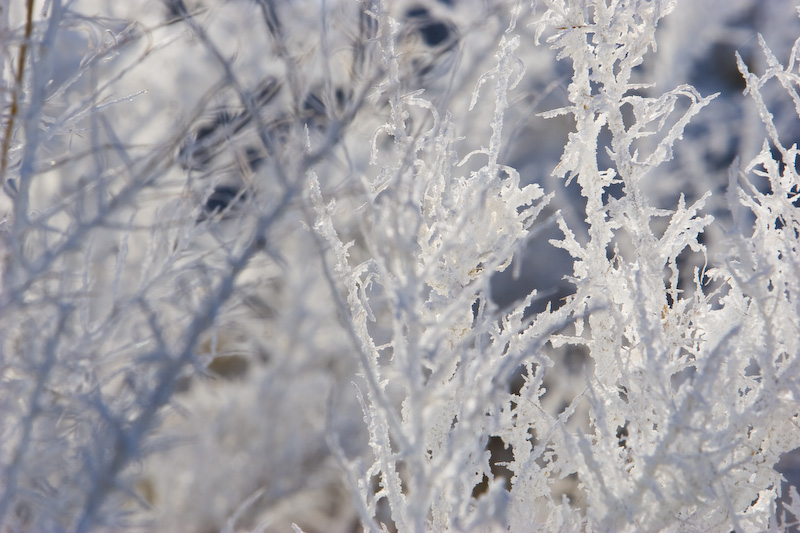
xmin=0 ymin=0 xmax=799 ymax=531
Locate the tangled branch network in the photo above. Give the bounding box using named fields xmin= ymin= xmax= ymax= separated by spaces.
xmin=0 ymin=0 xmax=799 ymax=531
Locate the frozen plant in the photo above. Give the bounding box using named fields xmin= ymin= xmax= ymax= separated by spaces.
xmin=319 ymin=0 xmax=800 ymax=531
xmin=0 ymin=0 xmax=798 ymax=532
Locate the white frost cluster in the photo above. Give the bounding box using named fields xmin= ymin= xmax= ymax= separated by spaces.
xmin=0 ymin=0 xmax=798 ymax=532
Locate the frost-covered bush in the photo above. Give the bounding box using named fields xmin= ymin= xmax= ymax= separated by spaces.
xmin=0 ymin=0 xmax=799 ymax=531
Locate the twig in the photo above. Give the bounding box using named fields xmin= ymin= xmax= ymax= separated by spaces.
xmin=0 ymin=0 xmax=34 ymax=183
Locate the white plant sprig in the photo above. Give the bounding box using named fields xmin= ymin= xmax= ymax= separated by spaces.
xmin=312 ymin=16 xmax=554 ymax=531
xmin=528 ymin=1 xmax=796 ymax=530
